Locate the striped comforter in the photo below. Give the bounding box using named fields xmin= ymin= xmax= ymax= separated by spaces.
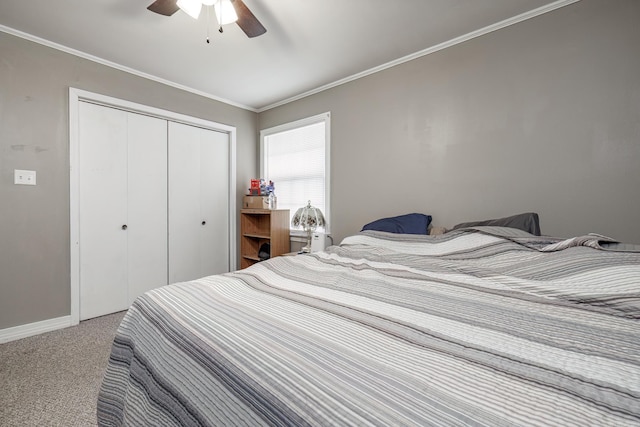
xmin=97 ymin=227 xmax=640 ymax=426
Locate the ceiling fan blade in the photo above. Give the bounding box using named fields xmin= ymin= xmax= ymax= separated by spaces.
xmin=231 ymin=0 xmax=266 ymax=38
xmin=147 ymin=0 xmax=180 ymax=16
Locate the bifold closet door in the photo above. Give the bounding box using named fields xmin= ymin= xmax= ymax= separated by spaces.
xmin=79 ymin=103 xmax=127 ymax=320
xmin=126 ymin=113 xmax=168 ymax=305
xmin=168 ymin=122 xmax=230 ymax=283
xmin=78 ymin=102 xmax=167 ymax=320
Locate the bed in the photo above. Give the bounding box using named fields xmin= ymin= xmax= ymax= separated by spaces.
xmin=97 ymin=226 xmax=640 ymax=426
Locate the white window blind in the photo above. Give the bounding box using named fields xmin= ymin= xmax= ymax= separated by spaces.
xmin=261 ymin=113 xmax=330 ymax=231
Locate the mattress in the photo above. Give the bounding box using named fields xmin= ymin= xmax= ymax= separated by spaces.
xmin=97 ymin=227 xmax=640 ymax=426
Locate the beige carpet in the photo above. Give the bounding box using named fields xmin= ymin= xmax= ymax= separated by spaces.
xmin=0 ymin=311 xmax=126 ymax=427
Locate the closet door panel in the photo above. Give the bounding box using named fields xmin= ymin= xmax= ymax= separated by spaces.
xmin=78 ymin=102 xmax=128 ymax=320
xmin=127 ymin=113 xmax=168 ymax=303
xmin=168 ymin=122 xmax=230 ymax=283
xmin=168 ymin=122 xmax=202 ymax=283
xmin=200 ymin=130 xmax=229 ymax=277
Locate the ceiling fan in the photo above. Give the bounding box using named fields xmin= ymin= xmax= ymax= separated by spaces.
xmin=147 ymin=0 xmax=266 ymax=38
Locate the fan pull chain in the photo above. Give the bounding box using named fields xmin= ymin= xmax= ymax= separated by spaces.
xmin=218 ymin=0 xmax=223 ymax=33
xmin=206 ymin=6 xmax=211 ymax=43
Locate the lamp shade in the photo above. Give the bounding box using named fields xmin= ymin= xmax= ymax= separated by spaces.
xmin=291 ymin=201 xmax=325 ymax=231
xmin=177 ymin=0 xmax=202 ymax=19
xmin=214 ymin=0 xmax=238 ymax=25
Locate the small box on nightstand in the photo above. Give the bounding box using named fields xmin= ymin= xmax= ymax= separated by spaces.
xmin=243 ymin=195 xmax=272 ymax=209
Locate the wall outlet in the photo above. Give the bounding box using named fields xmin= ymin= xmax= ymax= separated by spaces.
xmin=14 ymin=169 xmax=37 ymax=185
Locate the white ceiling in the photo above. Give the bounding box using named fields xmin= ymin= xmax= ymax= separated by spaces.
xmin=0 ymin=0 xmax=572 ymax=112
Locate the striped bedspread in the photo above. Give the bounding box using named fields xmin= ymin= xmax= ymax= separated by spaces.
xmin=97 ymin=227 xmax=640 ymax=426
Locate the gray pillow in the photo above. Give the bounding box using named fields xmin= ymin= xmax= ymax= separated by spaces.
xmin=452 ymin=212 xmax=541 ymax=236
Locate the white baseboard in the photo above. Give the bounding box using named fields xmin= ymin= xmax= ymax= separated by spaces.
xmin=0 ymin=315 xmax=73 ymax=344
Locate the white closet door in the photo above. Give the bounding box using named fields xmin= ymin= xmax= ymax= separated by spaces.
xmin=79 ymin=102 xmax=129 ymax=320
xmin=168 ymin=123 xmax=201 ymax=283
xmin=79 ymin=103 xmax=168 ymax=320
xmin=168 ymin=122 xmax=229 ymax=283
xmin=199 ymin=128 xmax=229 ymax=277
xmin=127 ymin=113 xmax=168 ymax=304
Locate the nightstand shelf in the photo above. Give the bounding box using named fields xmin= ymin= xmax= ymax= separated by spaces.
xmin=240 ymin=209 xmax=290 ymax=269
xmin=243 ymin=233 xmax=271 ymax=239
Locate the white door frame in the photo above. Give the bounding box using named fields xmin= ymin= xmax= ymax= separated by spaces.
xmin=69 ymin=87 xmax=237 ymax=326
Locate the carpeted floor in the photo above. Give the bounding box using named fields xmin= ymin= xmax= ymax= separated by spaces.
xmin=0 ymin=311 xmax=126 ymax=427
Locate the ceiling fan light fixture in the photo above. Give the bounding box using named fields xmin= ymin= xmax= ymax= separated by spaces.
xmin=214 ymin=0 xmax=238 ymax=25
xmin=177 ymin=0 xmax=202 ymax=19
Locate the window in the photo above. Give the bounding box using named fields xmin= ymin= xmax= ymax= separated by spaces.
xmin=260 ymin=112 xmax=330 ymax=233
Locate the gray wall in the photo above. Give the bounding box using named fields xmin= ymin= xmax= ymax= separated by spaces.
xmin=0 ymin=33 xmax=258 ymax=329
xmin=259 ymin=0 xmax=640 ymax=245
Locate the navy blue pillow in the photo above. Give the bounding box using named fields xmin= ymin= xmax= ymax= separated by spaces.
xmin=361 ymin=213 xmax=432 ymax=235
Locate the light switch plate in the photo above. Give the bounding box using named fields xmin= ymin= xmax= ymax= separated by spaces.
xmin=14 ymin=169 xmax=37 ymax=185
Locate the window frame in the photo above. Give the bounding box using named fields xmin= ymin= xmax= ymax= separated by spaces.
xmin=260 ymin=112 xmax=331 ymax=235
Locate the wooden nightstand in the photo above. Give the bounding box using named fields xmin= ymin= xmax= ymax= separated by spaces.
xmin=240 ymin=209 xmax=290 ymax=269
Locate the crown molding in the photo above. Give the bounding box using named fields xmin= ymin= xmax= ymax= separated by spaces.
xmin=1 ymin=0 xmax=580 ymax=114
xmin=256 ymin=0 xmax=581 ymax=112
xmin=0 ymin=24 xmax=258 ymax=112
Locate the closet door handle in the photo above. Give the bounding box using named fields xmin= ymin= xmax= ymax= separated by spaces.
xmin=122 ymin=224 xmax=128 ymax=230
xmin=201 ymin=221 xmax=206 ymax=226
